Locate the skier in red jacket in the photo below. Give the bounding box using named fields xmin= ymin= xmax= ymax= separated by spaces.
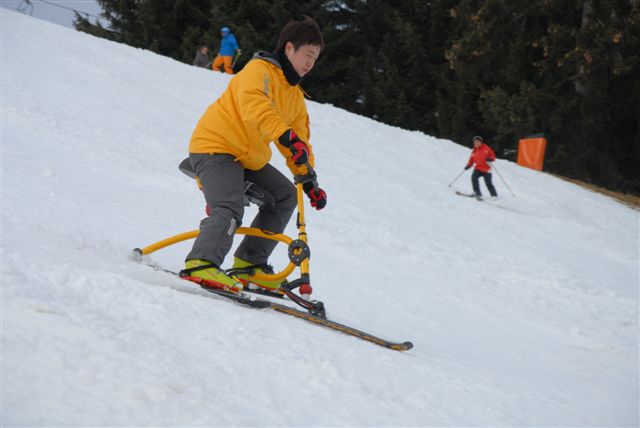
xmin=465 ymin=136 xmax=498 ymax=198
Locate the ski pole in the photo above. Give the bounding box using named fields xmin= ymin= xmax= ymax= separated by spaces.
xmin=492 ymin=162 xmax=516 ymax=197
xmin=448 ymin=169 xmax=467 ymax=187
xmin=232 ymin=51 xmax=241 ymax=68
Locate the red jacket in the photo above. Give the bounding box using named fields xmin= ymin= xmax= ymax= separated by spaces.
xmin=466 ymin=143 xmax=496 ymax=173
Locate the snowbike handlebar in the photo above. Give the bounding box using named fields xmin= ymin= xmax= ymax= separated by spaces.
xmin=295 ymin=162 xmax=317 ymax=187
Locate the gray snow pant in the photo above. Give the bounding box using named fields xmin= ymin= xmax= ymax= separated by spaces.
xmin=186 ymin=153 xmax=297 ymax=267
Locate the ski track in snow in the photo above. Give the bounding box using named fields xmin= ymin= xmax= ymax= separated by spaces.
xmin=1 ymin=9 xmax=638 ymax=427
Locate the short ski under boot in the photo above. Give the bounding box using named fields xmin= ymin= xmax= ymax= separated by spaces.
xmin=182 ymin=259 xmax=243 ymax=293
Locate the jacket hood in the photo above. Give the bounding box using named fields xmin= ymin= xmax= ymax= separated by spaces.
xmin=252 ymin=51 xmax=302 ymax=86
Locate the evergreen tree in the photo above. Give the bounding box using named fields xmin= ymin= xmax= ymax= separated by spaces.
xmin=75 ymin=0 xmax=639 ymax=193
xmin=439 ymin=0 xmax=639 ymax=192
xmin=76 ymin=0 xmax=213 ymax=64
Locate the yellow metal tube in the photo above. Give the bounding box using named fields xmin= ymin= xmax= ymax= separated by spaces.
xmin=139 ymin=227 xmax=293 ymax=256
xmin=138 ymin=227 xmax=296 ymax=281
xmin=137 ymin=179 xmax=312 ymax=284
xmin=139 ymin=230 xmax=199 ymax=255
xmin=295 ymin=182 xmax=310 ymax=275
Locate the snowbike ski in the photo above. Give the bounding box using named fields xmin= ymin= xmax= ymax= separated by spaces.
xmin=193 ymin=278 xmax=414 ymax=352
xmin=268 ymin=303 xmax=414 ymax=351
xmin=132 ymin=256 xmax=412 ymax=352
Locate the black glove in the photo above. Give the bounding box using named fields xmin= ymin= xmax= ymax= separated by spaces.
xmin=464 ymin=165 xmax=471 ymax=170
xmin=303 ymin=181 xmax=327 ymax=210
xmin=278 ymin=130 xmax=309 ymax=165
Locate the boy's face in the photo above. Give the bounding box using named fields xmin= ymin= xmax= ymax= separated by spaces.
xmin=285 ymin=42 xmax=321 ymax=77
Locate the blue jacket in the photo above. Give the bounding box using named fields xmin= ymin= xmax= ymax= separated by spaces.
xmin=219 ymin=33 xmax=239 ymax=56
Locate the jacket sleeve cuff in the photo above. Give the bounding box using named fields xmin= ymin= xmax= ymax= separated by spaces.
xmin=277 ymin=129 xmax=292 ymax=148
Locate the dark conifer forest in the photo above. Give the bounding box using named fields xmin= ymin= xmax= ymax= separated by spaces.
xmin=76 ymin=1 xmax=640 ymax=194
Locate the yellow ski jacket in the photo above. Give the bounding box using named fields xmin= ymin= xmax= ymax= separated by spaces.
xmin=189 ymin=52 xmax=314 ymax=175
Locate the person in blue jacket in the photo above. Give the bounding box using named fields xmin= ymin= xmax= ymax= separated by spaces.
xmin=212 ymin=26 xmax=241 ymax=74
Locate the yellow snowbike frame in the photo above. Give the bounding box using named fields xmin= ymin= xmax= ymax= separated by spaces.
xmin=134 ymin=167 xmax=314 ymax=290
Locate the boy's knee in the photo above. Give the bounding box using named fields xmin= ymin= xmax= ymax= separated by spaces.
xmin=208 ymin=201 xmax=244 ymax=223
xmin=277 ymin=182 xmax=297 ymax=211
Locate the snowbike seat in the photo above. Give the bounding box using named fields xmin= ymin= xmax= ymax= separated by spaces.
xmin=178 ymin=157 xmax=275 ymax=207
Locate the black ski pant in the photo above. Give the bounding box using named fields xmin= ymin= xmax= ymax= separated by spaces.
xmin=186 ymin=153 xmax=297 ymax=267
xmin=471 ymin=169 xmax=497 ymax=197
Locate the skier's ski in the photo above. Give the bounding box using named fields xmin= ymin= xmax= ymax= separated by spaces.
xmin=455 ymin=191 xmax=505 ymax=206
xmin=455 ymin=190 xmax=483 ymax=200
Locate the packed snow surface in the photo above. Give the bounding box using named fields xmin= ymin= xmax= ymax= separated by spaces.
xmin=1 ymin=9 xmax=638 ymax=427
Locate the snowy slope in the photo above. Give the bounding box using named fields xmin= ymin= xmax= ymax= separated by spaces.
xmin=1 ymin=9 xmax=638 ymax=427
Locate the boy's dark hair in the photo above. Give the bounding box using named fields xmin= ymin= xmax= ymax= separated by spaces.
xmin=274 ymin=16 xmax=324 ymax=54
